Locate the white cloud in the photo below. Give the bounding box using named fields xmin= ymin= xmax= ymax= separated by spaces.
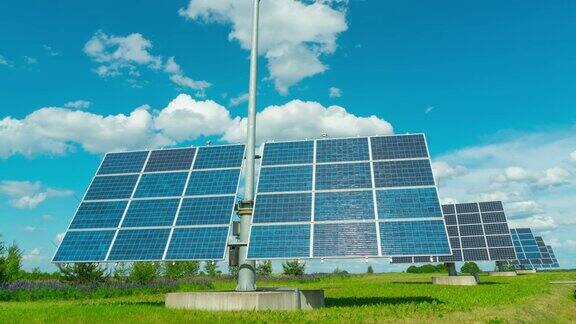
xmin=510 ymin=215 xmax=557 ymax=231
xmin=440 ymin=197 xmax=458 ymax=205
xmin=24 ymin=56 xmax=38 ymax=64
xmin=432 ymin=161 xmax=467 ymax=183
xmin=43 ymin=45 xmax=61 ymax=57
xmin=64 ymin=100 xmax=92 ymax=109
xmin=425 ymin=106 xmax=435 ymax=114
xmin=55 ymin=233 xmax=65 ymax=245
xmin=23 ymin=248 xmax=43 ymax=261
xmin=570 ymin=150 xmax=576 ymax=163
xmin=1 ymin=95 xmax=393 ymax=158
xmin=491 ymin=166 xmax=572 ymax=188
xmin=0 ymin=54 xmax=11 ymax=67
xmin=180 ymin=0 xmax=348 ymax=94
xmin=0 ymin=180 xmax=73 ymax=209
xmin=566 ymin=240 xmax=576 ymax=250
xmin=328 ymin=87 xmax=342 ymax=98
xmin=229 ymin=93 xmax=249 ymax=107
xmin=222 ymin=99 xmax=393 ymax=144
xmin=42 ymin=214 xmax=54 ymax=222
xmin=84 ymin=31 xmax=210 ymax=94
xmin=24 ymin=226 xmax=36 ymax=232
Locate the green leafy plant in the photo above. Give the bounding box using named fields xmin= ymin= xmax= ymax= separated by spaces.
xmin=282 ymin=260 xmax=305 ymax=276
xmin=461 ymin=262 xmax=481 ymax=274
xmin=130 ymin=262 xmax=160 ymax=284
xmin=0 ymin=238 xmax=7 ymax=283
xmin=58 ymin=263 xmax=107 ymax=284
xmin=257 ymin=260 xmax=273 ymax=276
xmin=5 ymin=242 xmax=23 ymax=282
xmin=406 ymin=264 xmax=447 ymax=274
xmin=367 ymin=265 xmax=374 ymax=274
xmin=164 ymin=261 xmax=200 ymax=280
xmin=204 ymin=261 xmax=221 ymax=277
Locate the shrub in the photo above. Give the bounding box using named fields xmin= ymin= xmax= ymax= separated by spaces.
xmin=112 ymin=263 xmax=131 ymax=282
xmin=130 ymin=262 xmax=160 ymax=284
xmin=282 ymin=260 xmax=305 ymax=276
xmin=58 ymin=263 xmax=107 ymax=284
xmin=4 ymin=243 xmax=23 ymax=282
xmin=367 ymin=265 xmax=374 ymax=274
xmin=204 ymin=261 xmax=221 ymax=277
xmin=406 ymin=264 xmax=447 ymax=274
xmin=164 ymin=261 xmax=200 ymax=280
xmin=461 ymin=262 xmax=481 ymax=274
xmin=228 ymin=265 xmax=239 ymax=278
xmin=0 ymin=239 xmax=6 ymax=283
xmin=257 ymin=260 xmax=273 ymax=276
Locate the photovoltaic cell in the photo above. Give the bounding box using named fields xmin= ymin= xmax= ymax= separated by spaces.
xmin=69 ymin=201 xmax=127 ymax=229
xmin=165 ymin=227 xmax=229 ymax=260
xmin=97 ymin=151 xmax=148 ymax=175
xmin=53 ymin=144 xmax=244 ymax=263
xmin=253 ymin=193 xmax=312 ymax=223
xmin=248 ymin=135 xmax=451 ymax=259
xmin=53 ymin=230 xmax=115 ymax=262
xmin=85 ymin=175 xmax=139 ymax=200
xmin=144 ymin=148 xmax=195 ymax=172
xmin=108 ymin=229 xmax=170 ymax=261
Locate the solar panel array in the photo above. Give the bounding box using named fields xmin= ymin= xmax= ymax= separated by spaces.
xmin=53 ymin=144 xmax=245 ymax=262
xmin=391 ymin=201 xmax=517 ymax=263
xmin=505 ymin=228 xmax=559 ymax=269
xmin=247 ymin=134 xmax=451 ymax=259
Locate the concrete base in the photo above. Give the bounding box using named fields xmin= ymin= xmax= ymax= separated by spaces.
xmin=516 ymin=269 xmax=537 ymax=275
xmin=488 ymin=271 xmax=517 ymax=277
xmin=432 ymin=276 xmax=477 ymax=286
xmin=165 ymin=288 xmax=324 ymax=311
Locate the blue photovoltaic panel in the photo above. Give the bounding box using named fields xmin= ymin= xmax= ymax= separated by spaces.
xmin=253 ymin=193 xmax=312 ymax=223
xmin=316 ymin=137 xmax=369 ymax=163
xmin=97 ymin=151 xmax=148 ymax=175
xmin=376 ymin=188 xmax=442 ymax=219
xmin=248 ymin=225 xmax=310 ymax=258
xmin=122 ymin=199 xmax=179 ymax=227
xmin=193 ymin=145 xmax=245 ymax=169
xmin=315 ymin=163 xmax=372 ymax=190
xmin=53 ymin=143 xmax=244 ymax=263
xmin=314 ymin=223 xmax=378 ymax=257
xmin=108 ymin=229 xmax=171 ymax=261
xmin=261 ymin=141 xmax=314 ymax=166
xmin=373 ymin=160 xmax=435 ymax=188
xmin=53 ymin=230 xmax=115 ymax=262
xmin=258 ymin=165 xmax=313 ymax=193
xmin=176 ymin=196 xmax=236 ymax=226
xmin=370 ymin=134 xmax=428 ymax=160
xmin=314 ymin=191 xmax=374 ymax=221
xmin=69 ymin=201 xmax=128 ymax=229
xmin=134 ymin=172 xmax=188 ymax=198
xmin=186 ymin=169 xmax=240 ymax=196
xmin=391 ymin=201 xmax=518 ymax=264
xmin=144 ymin=148 xmax=195 ymax=172
xmin=85 ymin=175 xmax=139 ymax=200
xmin=165 ymin=227 xmax=229 ymax=260
xmin=380 ymin=220 xmax=450 ymax=255
xmin=507 ymin=229 xmax=559 ymax=269
xmin=248 ymin=135 xmax=451 ymax=259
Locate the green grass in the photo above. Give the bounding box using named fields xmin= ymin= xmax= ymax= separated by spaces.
xmin=1 ymin=272 xmax=575 ymax=323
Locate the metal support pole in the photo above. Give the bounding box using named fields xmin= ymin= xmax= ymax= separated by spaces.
xmin=236 ymin=0 xmax=260 ymax=292
xmin=446 ymin=262 xmax=458 ymax=276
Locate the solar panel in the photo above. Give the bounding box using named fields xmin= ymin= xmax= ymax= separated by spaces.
xmin=505 ymin=229 xmax=560 ymax=269
xmin=53 ymin=144 xmax=245 ymax=263
xmin=391 ymin=201 xmax=517 ymax=264
xmin=247 ymin=134 xmax=451 ymax=259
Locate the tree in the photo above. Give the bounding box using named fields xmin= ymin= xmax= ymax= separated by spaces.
xmin=282 ymin=260 xmax=305 ymax=276
xmin=367 ymin=265 xmax=374 ymax=274
xmin=228 ymin=265 xmax=239 ymax=278
xmin=406 ymin=264 xmax=447 ymax=274
xmin=58 ymin=263 xmax=107 ymax=284
xmin=0 ymin=239 xmax=7 ymax=283
xmin=130 ymin=262 xmax=160 ymax=284
xmin=112 ymin=263 xmax=131 ymax=282
xmin=165 ymin=261 xmax=200 ymax=279
xmin=5 ymin=242 xmax=23 ymax=281
xmin=204 ymin=261 xmax=221 ymax=277
xmin=461 ymin=262 xmax=481 ymax=274
xmin=257 ymin=260 xmax=273 ymax=277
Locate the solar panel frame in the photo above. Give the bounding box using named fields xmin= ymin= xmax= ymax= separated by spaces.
xmin=247 ymin=134 xmax=452 ymax=260
xmin=52 ymin=144 xmax=245 ymax=263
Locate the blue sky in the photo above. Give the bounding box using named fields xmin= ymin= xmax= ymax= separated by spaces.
xmin=1 ymin=0 xmax=575 ymax=273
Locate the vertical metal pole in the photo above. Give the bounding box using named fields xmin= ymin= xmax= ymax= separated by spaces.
xmin=236 ymin=0 xmax=260 ymax=292
xmin=446 ymin=262 xmax=458 ymax=276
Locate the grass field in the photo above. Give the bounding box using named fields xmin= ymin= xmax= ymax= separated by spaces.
xmin=1 ymin=272 xmax=575 ymax=323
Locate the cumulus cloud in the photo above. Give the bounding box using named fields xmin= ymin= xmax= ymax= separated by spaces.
xmin=24 ymin=226 xmax=36 ymax=232
xmin=23 ymin=248 xmax=43 ymax=261
xmin=571 ymin=150 xmax=576 ymax=163
xmin=229 ymin=93 xmax=249 ymax=107
xmin=55 ymin=233 xmax=66 ymax=245
xmin=84 ymin=31 xmax=210 ymax=95
xmin=0 ymin=54 xmax=11 ymax=67
xmin=510 ymin=215 xmax=557 ymax=231
xmin=328 ymin=87 xmax=342 ymax=98
xmin=491 ymin=166 xmax=572 ymax=188
xmin=432 ymin=162 xmax=467 ymax=184
xmin=222 ymin=99 xmax=393 ymax=144
xmin=180 ymin=0 xmax=348 ymax=94
xmin=43 ymin=45 xmax=61 ymax=57
xmin=64 ymin=100 xmax=92 ymax=109
xmin=0 ymin=180 xmax=73 ymax=209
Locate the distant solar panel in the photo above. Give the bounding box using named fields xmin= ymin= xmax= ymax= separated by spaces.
xmin=507 ymin=233 xmax=560 ymax=269
xmin=247 ymin=134 xmax=451 ymax=259
xmin=53 ymin=144 xmax=244 ymax=263
xmin=391 ymin=201 xmax=517 ymax=264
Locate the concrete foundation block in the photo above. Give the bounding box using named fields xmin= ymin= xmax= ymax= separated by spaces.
xmin=516 ymin=269 xmax=537 ymax=274
xmin=488 ymin=271 xmax=517 ymax=277
xmin=432 ymin=276 xmax=477 ymax=286
xmin=165 ymin=288 xmax=324 ymax=311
